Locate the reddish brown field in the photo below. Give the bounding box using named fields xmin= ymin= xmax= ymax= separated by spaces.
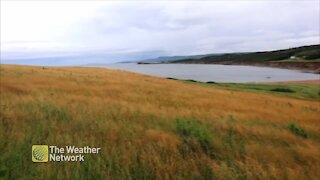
xmin=0 ymin=64 xmax=319 ymax=179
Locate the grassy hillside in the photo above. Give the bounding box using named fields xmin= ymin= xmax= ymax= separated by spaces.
xmin=1 ymin=65 xmax=320 ymax=179
xmin=175 ymin=79 xmax=320 ymax=101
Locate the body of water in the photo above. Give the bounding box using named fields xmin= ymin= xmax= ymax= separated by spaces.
xmin=100 ymin=63 xmax=319 ymax=83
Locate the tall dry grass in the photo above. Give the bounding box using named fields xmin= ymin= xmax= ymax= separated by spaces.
xmin=0 ymin=64 xmax=319 ymax=179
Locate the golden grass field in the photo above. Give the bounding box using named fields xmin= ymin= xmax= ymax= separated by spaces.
xmin=0 ymin=64 xmax=319 ymax=179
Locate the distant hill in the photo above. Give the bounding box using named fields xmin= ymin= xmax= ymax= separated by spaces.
xmin=170 ymin=44 xmax=320 ymax=64
xmin=163 ymin=44 xmax=320 ymax=73
xmin=136 ymin=54 xmax=220 ymax=63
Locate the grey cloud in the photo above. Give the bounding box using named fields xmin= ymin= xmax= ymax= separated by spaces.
xmin=1 ymin=1 xmax=319 ymax=65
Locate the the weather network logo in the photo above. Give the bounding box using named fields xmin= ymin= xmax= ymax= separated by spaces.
xmin=32 ymin=145 xmax=49 ymax=162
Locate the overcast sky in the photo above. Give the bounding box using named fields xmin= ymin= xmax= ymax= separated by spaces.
xmin=1 ymin=0 xmax=319 ymax=65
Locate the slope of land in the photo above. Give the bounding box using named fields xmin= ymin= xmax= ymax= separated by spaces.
xmin=172 ymin=79 xmax=320 ymax=101
xmin=0 ymin=65 xmax=320 ymax=179
xmin=163 ymin=44 xmax=320 ymax=73
xmin=272 ymin=79 xmax=320 ymax=85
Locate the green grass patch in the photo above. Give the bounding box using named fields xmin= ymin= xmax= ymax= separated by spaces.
xmin=40 ymin=103 xmax=70 ymax=122
xmin=289 ymin=123 xmax=308 ymax=138
xmin=176 ymin=118 xmax=212 ymax=148
xmin=175 ymin=118 xmax=215 ymax=157
xmin=181 ymin=80 xmax=320 ymax=101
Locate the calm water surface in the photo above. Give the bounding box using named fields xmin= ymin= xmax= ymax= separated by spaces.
xmin=101 ymin=63 xmax=319 ymax=83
